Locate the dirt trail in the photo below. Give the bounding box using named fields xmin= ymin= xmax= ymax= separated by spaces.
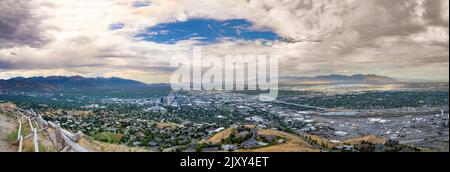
xmin=0 ymin=113 xmax=16 ymax=152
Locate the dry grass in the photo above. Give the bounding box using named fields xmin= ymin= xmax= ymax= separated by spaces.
xmin=343 ymin=134 xmax=386 ymax=145
xmin=239 ymin=144 xmax=319 ymax=152
xmin=44 ymin=109 xmax=91 ymax=117
xmin=0 ymin=102 xmax=17 ymax=111
xmin=156 ymin=122 xmax=181 ymax=129
xmin=305 ymin=134 xmax=336 ymax=148
xmin=201 ymin=125 xmax=258 ymax=144
xmin=201 ymin=128 xmax=234 ymax=144
xmin=78 ymin=138 xmax=151 ymax=152
xmin=16 ymin=117 xmax=55 ymax=152
xmin=21 ymin=139 xmax=35 ymax=152
xmin=238 ymin=130 xmax=320 ymax=152
xmin=242 ymin=125 xmax=256 ymax=129
xmin=416 ymin=147 xmax=436 ymax=152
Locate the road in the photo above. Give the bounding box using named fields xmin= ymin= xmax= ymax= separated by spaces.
xmin=0 ymin=112 xmax=16 ymax=152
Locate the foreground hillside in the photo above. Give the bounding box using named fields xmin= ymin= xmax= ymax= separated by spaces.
xmin=0 ymin=108 xmax=16 ymax=152
xmin=0 ymin=102 xmax=149 ymax=152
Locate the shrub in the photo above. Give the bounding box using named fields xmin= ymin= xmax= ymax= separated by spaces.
xmin=92 ymin=132 xmax=123 ymax=144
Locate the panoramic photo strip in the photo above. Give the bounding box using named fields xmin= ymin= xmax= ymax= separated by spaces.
xmin=0 ymin=0 xmax=449 ymax=170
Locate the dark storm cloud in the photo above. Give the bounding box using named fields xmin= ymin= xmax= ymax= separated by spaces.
xmin=0 ymin=0 xmax=49 ymax=48
xmin=423 ymin=0 xmax=449 ymax=26
xmin=0 ymin=60 xmax=14 ymax=69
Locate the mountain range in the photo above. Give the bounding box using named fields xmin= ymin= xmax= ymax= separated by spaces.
xmin=0 ymin=76 xmax=149 ymax=91
xmin=0 ymin=74 xmax=399 ymax=91
xmin=280 ymin=74 xmax=399 ymax=84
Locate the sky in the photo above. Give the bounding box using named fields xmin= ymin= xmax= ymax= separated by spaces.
xmin=0 ymin=0 xmax=449 ymax=83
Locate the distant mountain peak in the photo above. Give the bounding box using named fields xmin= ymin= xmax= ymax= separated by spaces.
xmin=0 ymin=76 xmax=148 ymax=91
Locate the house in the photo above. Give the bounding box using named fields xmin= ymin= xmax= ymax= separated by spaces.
xmin=237 ymin=131 xmax=251 ymax=139
xmin=373 ymin=144 xmax=385 ymax=152
xmin=148 ymin=141 xmax=158 ymax=147
xmin=385 ymin=139 xmax=399 ymax=147
xmin=146 ymin=105 xmax=167 ymax=113
xmin=202 ymin=147 xmax=219 ymax=152
xmin=183 ymin=148 xmax=196 ymax=152
xmin=212 ymin=127 xmax=225 ymax=133
xmin=222 ymin=145 xmax=238 ymax=151
xmin=241 ymin=139 xmax=259 ymax=149
xmin=260 ymin=134 xmax=276 ymax=143
xmin=336 ymin=145 xmax=356 ymax=152
xmin=105 ymin=127 xmax=118 ymax=134
xmin=132 ymin=142 xmax=142 ymax=146
xmin=334 ymin=131 xmax=348 ymax=137
xmin=299 ymin=124 xmax=316 ymax=132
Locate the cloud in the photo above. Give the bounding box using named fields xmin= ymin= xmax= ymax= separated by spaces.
xmin=423 ymin=0 xmax=449 ymax=26
xmin=0 ymin=0 xmax=448 ymax=82
xmin=0 ymin=0 xmax=50 ymax=48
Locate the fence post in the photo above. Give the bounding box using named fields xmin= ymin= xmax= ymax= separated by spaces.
xmin=18 ymin=135 xmax=23 ymax=152
xmin=17 ymin=117 xmax=22 ymax=141
xmin=33 ymin=119 xmax=40 ymax=129
xmin=28 ymin=117 xmax=34 ymax=132
xmin=54 ymin=125 xmax=64 ymax=151
xmin=33 ymin=128 xmax=39 ymax=152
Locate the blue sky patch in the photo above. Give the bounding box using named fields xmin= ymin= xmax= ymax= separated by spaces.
xmin=136 ymin=19 xmax=278 ymax=44
xmin=109 ymin=23 xmax=125 ymax=30
xmin=132 ymin=0 xmax=151 ymax=8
